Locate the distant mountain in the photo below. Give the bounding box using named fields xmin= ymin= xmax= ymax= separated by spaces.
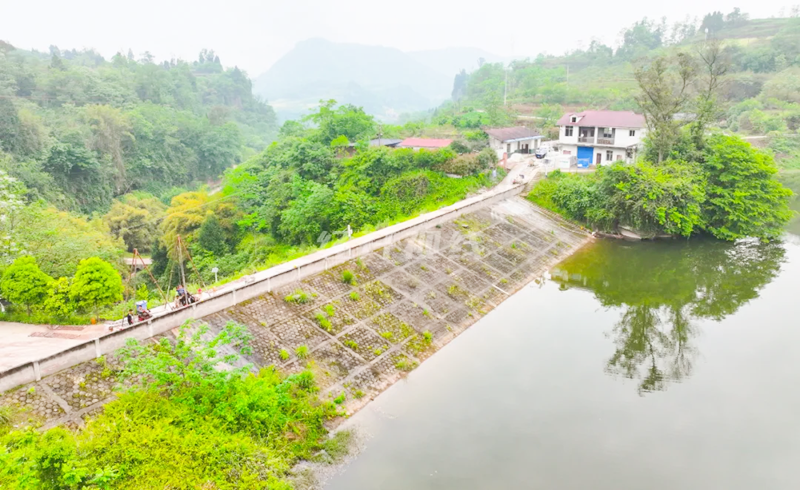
xmin=253 ymin=39 xmax=503 ymax=122
xmin=407 ymin=47 xmax=506 ymax=79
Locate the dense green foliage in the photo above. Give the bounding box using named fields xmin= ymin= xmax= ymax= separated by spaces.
xmin=701 ymin=134 xmax=793 ymax=239
xmin=0 ymin=256 xmax=51 ymax=313
xmin=529 ymin=133 xmax=792 ymax=240
xmin=70 ymin=257 xmax=124 ymax=312
xmin=0 ymin=44 xmax=277 ymax=214
xmin=0 ymin=322 xmax=343 ymax=489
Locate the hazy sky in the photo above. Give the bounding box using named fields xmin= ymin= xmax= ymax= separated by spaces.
xmin=0 ymin=0 xmax=791 ymax=76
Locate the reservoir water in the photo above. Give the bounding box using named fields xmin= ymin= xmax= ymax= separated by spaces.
xmin=325 ymin=233 xmax=800 ymax=490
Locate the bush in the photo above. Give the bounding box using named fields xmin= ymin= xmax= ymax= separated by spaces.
xmin=70 ymin=257 xmax=124 ymax=313
xmin=700 ymin=134 xmax=792 ymax=241
xmin=284 ymin=289 xmax=310 ymax=304
xmin=0 ymin=256 xmax=52 ymax=314
xmin=528 ymin=133 xmax=793 ymax=241
xmin=0 ymin=323 xmax=343 ymax=489
xmin=341 ymin=270 xmax=355 ymax=285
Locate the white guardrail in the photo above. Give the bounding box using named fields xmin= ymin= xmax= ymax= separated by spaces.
xmin=0 ymin=184 xmax=526 ymax=393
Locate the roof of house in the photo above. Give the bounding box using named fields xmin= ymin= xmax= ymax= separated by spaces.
xmin=397 ymin=138 xmax=454 ymax=148
xmin=556 ymin=111 xmax=646 ymax=129
xmin=484 ymin=127 xmax=541 ymax=142
xmin=348 ymin=138 xmax=403 ymax=148
xmin=369 ymin=138 xmax=403 ymax=147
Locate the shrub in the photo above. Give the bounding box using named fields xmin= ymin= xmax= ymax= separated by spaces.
xmin=0 ymin=323 xmax=343 ymax=489
xmin=700 ymin=133 xmax=792 ymax=240
xmin=70 ymin=257 xmax=123 ymax=313
xmin=314 ymin=313 xmax=332 ymax=332
xmin=284 ymin=289 xmax=310 ymax=304
xmin=341 ymin=270 xmax=355 ymax=285
xmin=0 ymin=256 xmax=52 ymax=314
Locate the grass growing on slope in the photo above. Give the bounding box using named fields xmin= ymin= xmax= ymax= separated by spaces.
xmin=0 ymin=322 xmax=344 ymax=489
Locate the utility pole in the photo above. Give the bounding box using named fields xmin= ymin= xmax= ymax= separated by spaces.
xmin=377 ymin=123 xmax=383 ymax=147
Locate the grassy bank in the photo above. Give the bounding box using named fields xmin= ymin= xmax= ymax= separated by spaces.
xmin=0 ymin=322 xmax=348 ymax=489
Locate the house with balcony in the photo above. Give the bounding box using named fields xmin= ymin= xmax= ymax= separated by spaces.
xmin=556 ymin=111 xmax=646 ymax=168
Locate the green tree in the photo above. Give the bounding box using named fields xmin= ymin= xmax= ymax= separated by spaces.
xmin=43 ymin=277 xmax=75 ymax=318
xmin=1 ymin=256 xmax=52 ymax=314
xmin=17 ymin=203 xmax=124 ymax=278
xmin=700 ymin=134 xmax=793 ymax=241
xmin=306 ymin=100 xmax=375 ymax=145
xmin=103 ymin=193 xmax=167 ymax=252
xmin=279 ymin=181 xmax=334 ymax=244
xmin=197 ymin=213 xmax=228 ymax=255
xmin=70 ymin=257 xmax=124 ymax=312
xmin=635 ymin=54 xmax=696 ymax=163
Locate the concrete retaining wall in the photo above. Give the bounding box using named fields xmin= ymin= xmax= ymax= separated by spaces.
xmin=0 ymin=184 xmax=525 ymax=393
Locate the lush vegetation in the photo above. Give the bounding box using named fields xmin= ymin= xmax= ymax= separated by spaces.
xmin=0 ymin=322 xmax=346 ymax=489
xmin=520 ymin=10 xmax=796 ymax=241
xmin=529 ymin=133 xmax=792 ymax=240
xmin=446 ymin=11 xmax=800 ymax=125
xmin=0 ymin=43 xmax=500 ymax=324
xmin=0 ymin=44 xmax=277 ymax=213
xmin=3 ymin=8 xmax=799 ymax=323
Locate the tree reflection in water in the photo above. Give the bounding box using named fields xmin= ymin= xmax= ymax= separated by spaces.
xmin=551 ymin=238 xmax=785 ymax=395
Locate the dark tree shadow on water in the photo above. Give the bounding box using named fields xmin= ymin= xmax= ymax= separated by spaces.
xmin=551 ymin=238 xmax=785 ymax=395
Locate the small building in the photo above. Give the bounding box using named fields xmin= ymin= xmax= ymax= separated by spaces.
xmin=556 ymin=110 xmax=647 ymax=168
xmin=369 ymin=138 xmax=402 ymax=147
xmin=397 ymin=138 xmax=454 ymax=150
xmin=343 ymin=138 xmax=403 ymax=156
xmin=485 ymin=127 xmax=543 ymax=157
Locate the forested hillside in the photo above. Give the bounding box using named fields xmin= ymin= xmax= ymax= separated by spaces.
xmin=0 ymin=43 xmax=278 ymax=213
xmin=448 ymin=11 xmax=800 ymax=144
xmin=0 ymin=47 xmax=499 ymax=326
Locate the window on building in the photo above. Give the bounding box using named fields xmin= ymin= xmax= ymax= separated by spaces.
xmin=564 ymin=126 xmax=573 ymax=137
xmin=616 ymin=154 xmax=623 ymax=161
xmin=629 ymin=130 xmax=636 ymax=137
xmin=606 ymin=150 xmax=613 ymax=161
xmin=571 ymin=116 xmax=577 ymax=123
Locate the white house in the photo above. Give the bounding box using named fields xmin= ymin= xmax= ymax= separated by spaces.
xmin=485 ymin=127 xmax=543 ymax=158
xmin=556 ymin=111 xmax=646 ymax=168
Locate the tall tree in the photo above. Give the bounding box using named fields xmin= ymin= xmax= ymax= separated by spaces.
xmin=635 ymin=54 xmax=696 ymax=163
xmin=692 ymin=40 xmax=728 ymax=149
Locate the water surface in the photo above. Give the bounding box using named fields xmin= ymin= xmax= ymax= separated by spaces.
xmin=326 ymin=235 xmax=800 ymax=490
